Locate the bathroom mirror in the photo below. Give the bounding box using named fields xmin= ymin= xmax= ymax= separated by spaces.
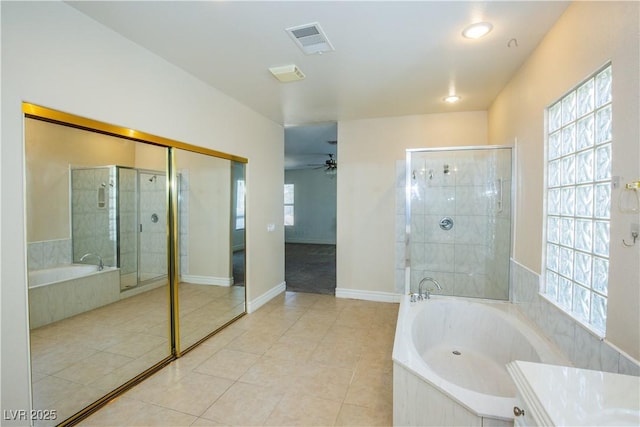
xmin=174 ymin=149 xmax=246 ymax=351
xmin=24 ymin=116 xmax=172 ymax=423
xmin=23 ymin=104 xmax=248 ymax=424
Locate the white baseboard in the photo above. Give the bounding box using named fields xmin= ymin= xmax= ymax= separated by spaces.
xmin=180 ymin=274 xmax=232 ymax=287
xmin=247 ymin=281 xmax=286 ymax=313
xmin=335 ymin=287 xmax=401 ymax=303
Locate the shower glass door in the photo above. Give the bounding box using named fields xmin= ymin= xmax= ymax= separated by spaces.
xmin=406 ymin=146 xmax=512 ymax=300
xmin=118 ymin=167 xmax=138 ymax=290
xmin=138 ymin=171 xmax=167 ymax=284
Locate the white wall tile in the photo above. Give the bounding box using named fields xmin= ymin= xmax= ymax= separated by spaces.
xmin=510 ymin=260 xmax=640 ymax=376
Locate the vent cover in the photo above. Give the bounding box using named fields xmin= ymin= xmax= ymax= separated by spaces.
xmin=269 ymin=64 xmax=305 ymax=83
xmin=286 ymin=22 xmax=334 ymax=55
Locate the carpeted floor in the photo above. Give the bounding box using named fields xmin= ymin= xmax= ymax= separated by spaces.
xmin=232 ymin=250 xmax=245 ymax=286
xmin=285 ymin=243 xmax=336 ymax=295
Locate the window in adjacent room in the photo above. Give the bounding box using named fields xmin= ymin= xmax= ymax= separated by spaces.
xmin=284 ymin=184 xmax=294 ymax=226
xmin=544 ymin=63 xmax=612 ymax=335
xmin=235 ymin=179 xmax=245 ymax=230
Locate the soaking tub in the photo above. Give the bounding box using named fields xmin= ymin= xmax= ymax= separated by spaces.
xmin=392 ymin=295 xmax=571 ymax=426
xmin=28 ymin=264 xmax=120 ymax=328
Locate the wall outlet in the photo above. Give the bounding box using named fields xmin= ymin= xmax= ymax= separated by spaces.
xmin=267 ymin=223 xmax=275 ymax=232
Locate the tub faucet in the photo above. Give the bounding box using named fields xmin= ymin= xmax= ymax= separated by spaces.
xmin=418 ymin=277 xmax=442 ymax=300
xmin=80 ymin=253 xmax=103 ymax=271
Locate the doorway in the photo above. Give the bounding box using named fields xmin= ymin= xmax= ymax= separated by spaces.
xmin=283 ymin=123 xmax=337 ymax=295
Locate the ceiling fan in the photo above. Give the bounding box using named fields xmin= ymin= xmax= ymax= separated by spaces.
xmin=309 ymin=153 xmax=337 ymax=175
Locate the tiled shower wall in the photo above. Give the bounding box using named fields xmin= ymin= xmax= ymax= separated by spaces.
xmin=511 ymin=259 xmax=640 ymax=376
xmin=71 ymin=168 xmax=117 ymax=267
xmin=397 ymin=149 xmax=512 ymax=299
xmin=138 ymin=172 xmax=167 ymax=281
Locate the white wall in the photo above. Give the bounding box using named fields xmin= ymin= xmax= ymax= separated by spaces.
xmin=1 ymin=1 xmax=284 ymax=420
xmin=488 ymin=1 xmax=639 ymax=360
xmin=284 ymin=168 xmax=337 ymax=244
xmin=25 ymin=118 xmax=138 ymax=242
xmin=336 ymin=112 xmax=488 ymax=298
xmin=176 ymin=151 xmax=232 ymax=282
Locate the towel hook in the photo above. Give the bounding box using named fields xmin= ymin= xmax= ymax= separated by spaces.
xmin=623 ymin=231 xmax=638 ymax=247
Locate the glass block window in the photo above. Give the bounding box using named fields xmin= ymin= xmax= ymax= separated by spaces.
xmin=544 ymin=64 xmax=611 ymax=335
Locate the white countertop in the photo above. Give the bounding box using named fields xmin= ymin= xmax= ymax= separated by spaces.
xmin=508 ymin=360 xmax=640 ymax=426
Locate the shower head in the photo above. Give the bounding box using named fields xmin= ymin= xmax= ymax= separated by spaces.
xmin=149 ymin=175 xmax=156 ymax=182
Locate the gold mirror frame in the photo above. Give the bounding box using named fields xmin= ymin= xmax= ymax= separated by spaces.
xmin=23 ymin=102 xmax=248 ymax=425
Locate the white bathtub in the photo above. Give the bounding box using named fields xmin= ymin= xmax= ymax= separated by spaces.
xmin=392 ymin=295 xmax=571 ymax=426
xmin=28 ymin=264 xmax=103 ymax=288
xmin=28 ymin=264 xmax=120 ymax=328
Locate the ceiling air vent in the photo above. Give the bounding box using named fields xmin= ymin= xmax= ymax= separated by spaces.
xmin=269 ymin=64 xmax=305 ymax=83
xmin=286 ymin=22 xmax=335 ymax=55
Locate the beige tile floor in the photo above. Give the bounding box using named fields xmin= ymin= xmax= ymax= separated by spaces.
xmin=29 ymin=282 xmax=244 ymax=425
xmin=79 ymin=292 xmax=399 ymax=426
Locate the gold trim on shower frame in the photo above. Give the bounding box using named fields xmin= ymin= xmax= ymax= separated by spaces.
xmin=23 ymin=102 xmax=248 ymax=425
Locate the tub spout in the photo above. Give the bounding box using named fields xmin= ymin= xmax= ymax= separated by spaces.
xmin=418 ymin=277 xmax=442 ymax=300
xmin=80 ymin=253 xmax=103 ymax=271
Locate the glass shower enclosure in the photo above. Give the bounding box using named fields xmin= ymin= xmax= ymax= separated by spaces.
xmin=404 ymin=146 xmax=513 ymax=300
xmin=71 ymin=166 xmax=167 ymax=291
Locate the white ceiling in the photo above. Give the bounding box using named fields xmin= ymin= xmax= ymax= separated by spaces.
xmin=284 ymin=122 xmax=337 ymax=170
xmin=68 ymin=1 xmax=570 ymax=168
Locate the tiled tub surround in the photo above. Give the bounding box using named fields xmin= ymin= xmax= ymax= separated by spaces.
xmin=511 ymin=259 xmax=640 ymax=376
xmin=392 ymin=295 xmax=570 ymax=426
xmin=28 ymin=265 xmax=120 ymax=328
xmin=28 ymin=239 xmax=72 ymax=270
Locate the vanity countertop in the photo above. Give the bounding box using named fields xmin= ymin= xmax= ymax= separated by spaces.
xmin=508 ymin=360 xmax=640 ymax=426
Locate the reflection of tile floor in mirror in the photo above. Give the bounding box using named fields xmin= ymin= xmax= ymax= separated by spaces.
xmin=76 ymin=292 xmax=398 ymax=426
xmin=29 ymin=282 xmax=245 ymax=426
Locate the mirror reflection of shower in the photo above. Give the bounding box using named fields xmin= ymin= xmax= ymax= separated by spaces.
xmin=70 ymin=166 xmax=167 ymax=292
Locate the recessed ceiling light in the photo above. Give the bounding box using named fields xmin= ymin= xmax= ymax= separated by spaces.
xmin=443 ymin=95 xmax=461 ymax=103
xmin=462 ymin=22 xmax=493 ymax=39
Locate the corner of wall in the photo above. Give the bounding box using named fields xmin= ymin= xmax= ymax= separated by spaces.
xmin=247 ymin=281 xmax=286 ymax=313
